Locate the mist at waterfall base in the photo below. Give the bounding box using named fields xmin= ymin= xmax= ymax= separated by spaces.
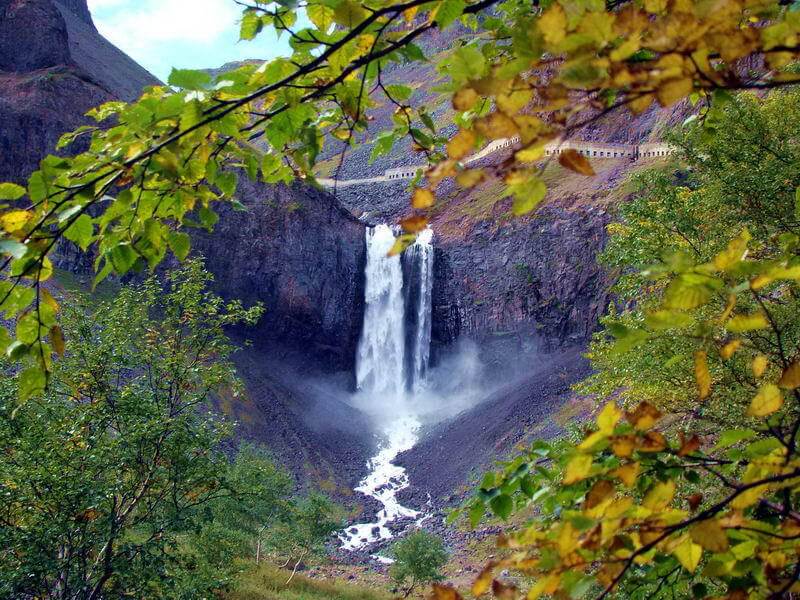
xmin=336 ymin=225 xmax=494 ymax=552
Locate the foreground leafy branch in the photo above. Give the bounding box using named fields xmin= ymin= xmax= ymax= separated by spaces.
xmin=3 ymin=0 xmax=800 ymax=397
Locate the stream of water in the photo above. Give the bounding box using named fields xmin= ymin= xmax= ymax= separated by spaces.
xmin=339 ymin=224 xmax=434 ymax=552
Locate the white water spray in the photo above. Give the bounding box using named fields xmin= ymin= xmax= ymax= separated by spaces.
xmin=340 ymin=224 xmax=434 ymax=551
xmin=407 ymin=228 xmax=434 ymax=393
xmin=355 ymin=225 xmax=406 ymax=397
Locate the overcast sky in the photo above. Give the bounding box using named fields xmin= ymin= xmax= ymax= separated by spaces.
xmin=87 ymin=0 xmax=293 ymax=81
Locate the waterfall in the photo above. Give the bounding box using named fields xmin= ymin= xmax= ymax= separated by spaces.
xmin=341 ymin=224 xmax=434 ymax=552
xmin=406 ymin=228 xmax=434 ymax=392
xmin=355 ymin=224 xmax=406 ymax=399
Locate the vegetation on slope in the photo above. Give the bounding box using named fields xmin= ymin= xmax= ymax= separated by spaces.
xmin=227 ymin=564 xmax=392 ymax=600
xmin=457 ymin=90 xmax=800 ymax=599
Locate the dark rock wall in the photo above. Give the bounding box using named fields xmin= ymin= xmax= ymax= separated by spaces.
xmin=432 ymin=204 xmax=612 ymax=351
xmin=54 ymin=0 xmax=92 ymax=27
xmin=0 ymin=69 xmax=110 ymax=183
xmin=0 ymin=0 xmax=71 ymax=71
xmin=192 ymin=179 xmax=366 ymax=373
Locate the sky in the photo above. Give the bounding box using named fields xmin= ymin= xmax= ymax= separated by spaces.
xmin=87 ymin=0 xmax=293 ymax=81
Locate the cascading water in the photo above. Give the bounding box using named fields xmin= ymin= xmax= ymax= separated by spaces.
xmin=354 ymin=225 xmax=406 ymax=397
xmin=407 ymin=228 xmax=434 ymax=393
xmin=340 ymin=224 xmax=434 ymax=552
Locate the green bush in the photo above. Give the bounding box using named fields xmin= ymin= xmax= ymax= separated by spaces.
xmin=389 ymin=530 xmax=449 ymax=598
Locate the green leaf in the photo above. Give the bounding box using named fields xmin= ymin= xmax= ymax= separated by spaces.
xmin=27 ymin=172 xmax=47 ymax=203
xmin=64 ymin=214 xmax=94 ymax=251
xmin=795 ymin=186 xmax=800 ymax=221
xmin=6 ymin=340 xmax=28 ymax=360
xmin=307 ymin=3 xmax=334 ymax=31
xmin=469 ymin=502 xmax=485 ymax=528
xmin=0 ymin=240 xmax=28 ymax=259
xmin=198 ymin=206 xmax=219 ymax=230
xmin=713 ymin=429 xmax=757 ymax=450
xmin=385 ymin=84 xmax=413 ymax=102
xmin=240 ymin=10 xmax=264 ymax=40
xmin=168 ymin=68 xmax=212 ymax=91
xmin=370 ymin=132 xmax=396 ymax=163
xmin=168 ymin=231 xmax=191 ymax=261
xmin=745 ymin=437 xmax=782 ymax=458
xmin=216 ymin=172 xmax=238 ymax=197
xmin=435 ymin=0 xmax=466 ymax=28
xmin=0 ymin=183 xmax=26 ymax=200
xmin=510 ymin=178 xmax=546 ymax=216
xmin=490 ymin=493 xmax=513 ymax=520
xmin=439 ymin=46 xmax=486 ymax=87
xmin=109 ymin=244 xmax=139 ymax=274
xmin=18 ymin=366 xmax=46 ymax=400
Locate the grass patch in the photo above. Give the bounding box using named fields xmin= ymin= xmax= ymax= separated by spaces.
xmin=226 ymin=564 xmax=392 ymax=600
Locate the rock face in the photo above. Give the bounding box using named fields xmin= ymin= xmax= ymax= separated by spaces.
xmin=430 ymin=204 xmax=612 ymax=353
xmin=0 ymin=0 xmax=71 ymax=72
xmin=192 ymin=178 xmax=366 ymax=372
xmin=0 ymin=0 xmax=158 ymax=183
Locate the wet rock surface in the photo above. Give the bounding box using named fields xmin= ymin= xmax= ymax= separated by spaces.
xmin=192 ymin=178 xmax=366 ymax=373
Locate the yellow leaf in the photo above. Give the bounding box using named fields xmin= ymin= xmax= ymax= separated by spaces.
xmin=643 ymin=480 xmax=675 ymax=511
xmin=629 ymin=93 xmax=654 ymax=114
xmin=584 ymin=479 xmax=615 ymax=509
xmin=673 ymin=535 xmax=703 ymax=573
xmin=597 ymin=401 xmax=622 ymax=434
xmin=563 ymin=454 xmax=593 ymax=485
xmin=578 ymin=430 xmax=606 ymax=451
xmin=612 ymin=462 xmax=640 ymax=487
xmin=752 ymin=354 xmax=768 ymax=378
xmin=611 ymin=434 xmax=637 ymax=458
xmin=719 ymin=293 xmax=736 ymax=323
xmin=447 ymin=129 xmax=476 ymax=160
xmin=1 ymin=210 xmax=32 ymax=233
xmin=720 ymin=339 xmax=741 ymax=360
xmin=714 ymin=229 xmax=751 ymax=271
xmin=779 ymin=360 xmax=800 ymax=390
xmin=527 ymin=574 xmax=561 ymax=600
xmin=41 ymin=288 xmax=60 ymax=313
xmin=727 ymin=313 xmax=769 ymax=332
xmin=694 ymin=350 xmax=711 ymax=400
xmin=471 ymin=565 xmax=494 ymax=596
xmin=430 ymin=584 xmax=463 ymax=600
xmin=557 ymin=522 xmax=579 ymax=557
xmin=403 ymin=5 xmax=418 ymax=23
xmin=496 ymin=87 xmax=532 ymax=115
xmin=400 ymin=216 xmax=428 ymax=234
xmin=475 ymin=112 xmax=519 ymax=140
xmin=746 ymin=384 xmax=783 ymax=417
xmin=49 ymin=325 xmax=65 ymax=357
xmin=657 ymin=78 xmax=694 ymax=107
xmin=411 ymin=188 xmax=435 ymax=209
xmin=453 ymin=87 xmax=479 ymax=111
xmin=731 ymin=484 xmax=768 ymax=510
xmin=640 ymin=431 xmax=668 ymax=452
xmin=644 ymin=0 xmax=667 ymax=12
xmin=538 ymin=4 xmax=566 ymax=46
xmin=610 ymin=36 xmax=640 ymax=61
xmin=455 ymin=169 xmax=485 ymax=188
xmin=690 ymin=519 xmax=729 ymax=553
xmin=558 ymin=149 xmax=595 ymax=176
xmin=515 ymin=143 xmax=546 ymax=163
xmin=626 ymin=402 xmax=662 ymax=430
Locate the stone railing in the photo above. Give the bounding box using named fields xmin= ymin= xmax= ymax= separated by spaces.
xmin=319 ymin=137 xmax=675 ymax=188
